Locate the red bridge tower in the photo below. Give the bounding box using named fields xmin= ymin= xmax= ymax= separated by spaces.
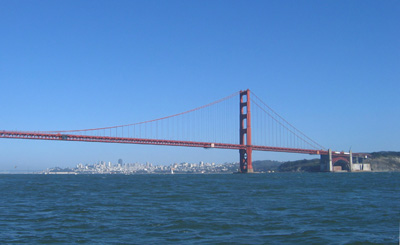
xmin=239 ymin=89 xmax=253 ymax=173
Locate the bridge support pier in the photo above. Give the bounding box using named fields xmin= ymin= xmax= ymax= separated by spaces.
xmin=239 ymin=89 xmax=253 ymax=173
xmin=349 ymin=150 xmax=353 ymax=172
xmin=320 ymin=149 xmax=333 ymax=172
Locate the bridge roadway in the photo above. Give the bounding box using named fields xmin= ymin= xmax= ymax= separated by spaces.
xmin=0 ymin=130 xmax=367 ymax=158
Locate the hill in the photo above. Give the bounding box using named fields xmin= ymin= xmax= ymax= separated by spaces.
xmin=266 ymin=151 xmax=400 ymax=172
xmin=367 ymin=151 xmax=400 ymax=172
xmin=278 ymin=159 xmax=320 ymax=172
xmin=252 ymin=160 xmax=282 ymax=172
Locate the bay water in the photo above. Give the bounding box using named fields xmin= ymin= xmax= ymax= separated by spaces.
xmin=0 ymin=172 xmax=399 ymax=244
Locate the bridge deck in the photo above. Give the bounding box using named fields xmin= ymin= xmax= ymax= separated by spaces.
xmin=0 ymin=131 xmax=367 ymax=158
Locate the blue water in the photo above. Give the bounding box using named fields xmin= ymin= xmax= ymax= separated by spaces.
xmin=0 ymin=173 xmax=399 ymax=244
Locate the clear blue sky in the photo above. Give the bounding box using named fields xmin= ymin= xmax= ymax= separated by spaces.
xmin=1 ymin=0 xmax=399 ymax=170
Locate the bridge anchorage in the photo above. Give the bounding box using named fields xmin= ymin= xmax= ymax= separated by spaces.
xmin=0 ymin=88 xmax=368 ymax=173
xmin=320 ymin=149 xmax=370 ymax=172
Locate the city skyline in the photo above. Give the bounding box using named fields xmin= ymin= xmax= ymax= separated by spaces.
xmin=44 ymin=159 xmax=238 ymax=175
xmin=1 ymin=1 xmax=399 ymax=170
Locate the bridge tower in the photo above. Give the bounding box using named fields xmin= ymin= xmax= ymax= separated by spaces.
xmin=239 ymin=89 xmax=253 ymax=173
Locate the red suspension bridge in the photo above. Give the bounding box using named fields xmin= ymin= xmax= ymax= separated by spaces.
xmin=0 ymin=89 xmax=367 ymax=172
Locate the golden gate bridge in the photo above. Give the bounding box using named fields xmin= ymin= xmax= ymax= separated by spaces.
xmin=0 ymin=89 xmax=368 ymax=172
